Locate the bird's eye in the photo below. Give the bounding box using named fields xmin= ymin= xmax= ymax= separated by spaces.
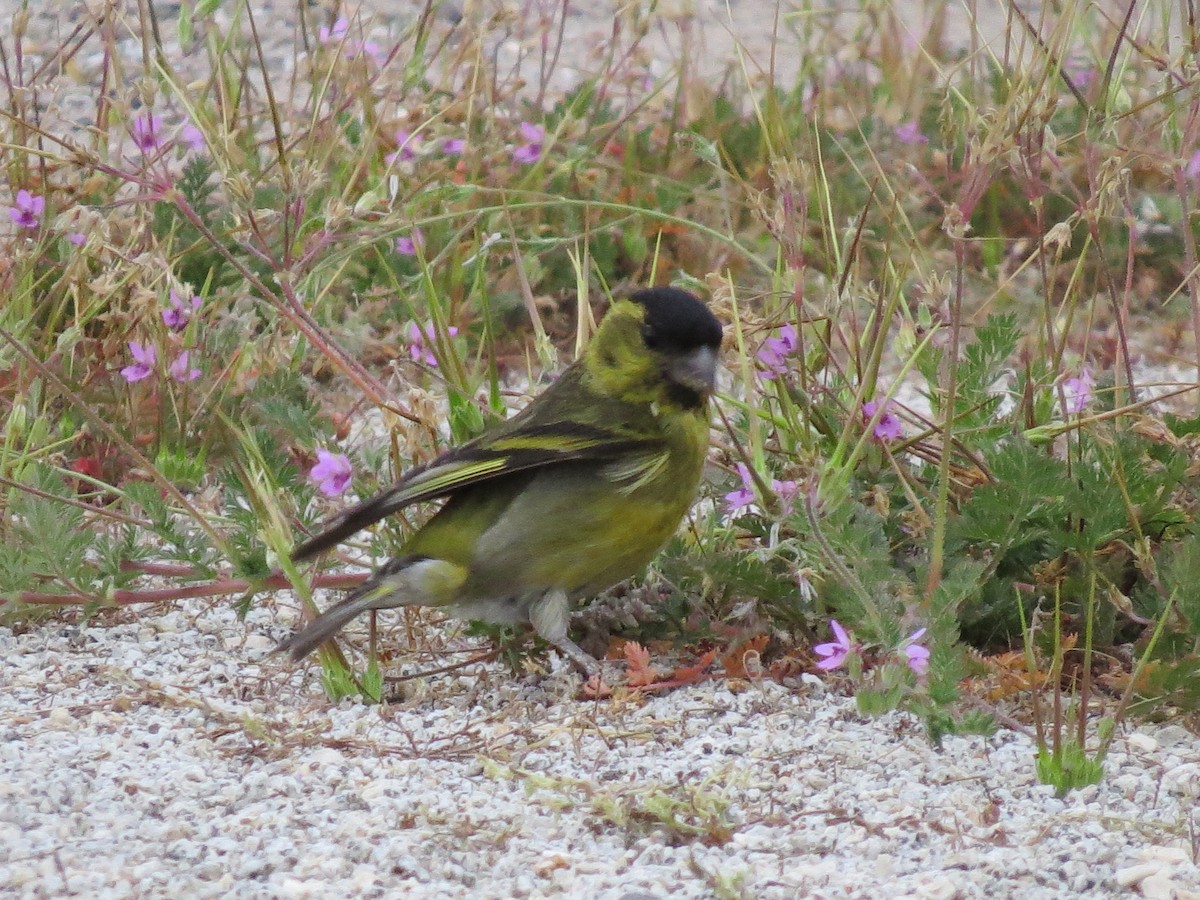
xmin=642 ymin=324 xmax=660 ymax=348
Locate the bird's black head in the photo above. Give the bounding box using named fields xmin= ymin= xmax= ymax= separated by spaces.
xmin=630 ymin=287 xmax=724 ymax=357
xmin=585 ymin=286 xmax=723 ymax=410
xmin=626 ymin=287 xmax=723 ymax=409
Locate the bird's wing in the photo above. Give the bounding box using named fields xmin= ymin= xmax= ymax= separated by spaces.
xmin=291 ymin=419 xmax=663 ymax=561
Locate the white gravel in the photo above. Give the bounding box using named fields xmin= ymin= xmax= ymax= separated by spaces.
xmin=3 ymin=599 xmax=1199 ymax=899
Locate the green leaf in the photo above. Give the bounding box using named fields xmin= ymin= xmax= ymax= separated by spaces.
xmin=1150 ymin=534 xmax=1200 ymax=630
xmin=1035 ymin=741 xmax=1105 ymax=796
xmin=177 ymin=1 xmax=194 ymax=47
xmin=949 ymin=438 xmax=1067 ymax=549
xmin=155 ymin=445 xmax=207 ymax=490
xmin=448 ymin=390 xmax=486 ymax=445
xmin=194 ymin=0 xmax=223 ymax=19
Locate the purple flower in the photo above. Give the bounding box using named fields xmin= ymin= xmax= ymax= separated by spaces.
xmin=130 ymin=113 xmax=164 ymax=153
xmin=723 ymin=463 xmax=756 ymax=516
xmin=773 ymin=478 xmax=799 ymax=515
xmin=442 ymin=137 xmax=466 ymax=155
xmin=724 ymin=463 xmax=798 ymax=517
xmin=67 ymin=231 xmax=87 ymax=247
xmin=162 ymin=290 xmax=202 ymax=331
xmin=862 ymin=399 xmax=903 ymax=442
xmin=395 ymin=227 xmax=425 ymax=256
xmin=757 ymin=323 xmax=798 ymax=380
xmin=178 ymin=121 xmax=206 ymax=152
xmin=814 ymin=620 xmax=854 ymax=671
xmin=169 ymin=350 xmax=202 ymax=382
xmin=1062 ymin=368 xmax=1093 ymax=415
xmin=9 ymin=189 xmax=45 ymax=229
xmin=386 ymin=130 xmax=420 ymax=165
xmin=406 ymin=321 xmax=458 ymax=367
xmin=512 ymin=122 xmax=544 ymax=164
xmin=319 ymin=16 xmax=349 ymax=45
xmin=893 ymin=120 xmax=928 ymax=145
xmin=1187 ymin=151 xmax=1200 ymax=181
xmin=310 ymin=449 xmax=352 ymax=496
xmin=903 ymin=627 xmax=930 ymax=674
xmin=1064 ymin=59 xmax=1098 ymax=92
xmin=121 ymin=341 xmax=157 ymax=382
xmin=355 ymin=40 xmax=385 ymax=66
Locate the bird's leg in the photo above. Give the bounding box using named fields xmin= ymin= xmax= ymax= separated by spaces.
xmin=529 ymin=588 xmax=601 ymax=679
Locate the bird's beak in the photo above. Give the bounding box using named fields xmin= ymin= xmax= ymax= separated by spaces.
xmin=669 ymin=345 xmax=718 ymax=395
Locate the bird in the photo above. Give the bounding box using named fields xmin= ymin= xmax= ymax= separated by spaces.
xmin=279 ymin=286 xmax=723 ymax=678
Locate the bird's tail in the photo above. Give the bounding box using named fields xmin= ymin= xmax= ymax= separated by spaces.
xmin=277 ymin=586 xmax=385 ymax=661
xmin=278 ymin=555 xmax=467 ymax=660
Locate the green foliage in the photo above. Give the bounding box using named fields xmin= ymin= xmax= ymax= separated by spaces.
xmin=948 ymin=439 xmax=1068 ymax=644
xmin=447 ymin=389 xmax=487 ymax=445
xmin=1036 ymin=740 xmax=1106 ymax=797
xmin=925 ymin=709 xmax=996 ymax=746
xmin=460 ymin=620 xmax=529 ymax=673
xmin=361 ymin=658 xmax=383 ymax=702
xmin=1132 ymin=656 xmax=1200 ymax=713
xmin=917 ymin=313 xmax=1019 ymax=444
xmin=155 ymin=444 xmax=207 ymax=491
xmin=486 ymin=760 xmax=734 ymax=846
xmin=654 ymin=533 xmax=804 ymax=630
xmin=1152 ymin=535 xmax=1200 ymax=629
xmin=704 ymin=96 xmax=765 ymax=176
xmin=153 ymin=155 xmax=234 ymax=290
xmin=0 ymin=467 xmax=91 ymax=601
xmin=246 ymin=370 xmax=325 ymax=450
xmin=808 ymin=499 xmax=906 ymax=644
xmin=122 ymin=481 xmax=207 ymax=569
xmin=1126 ymin=536 xmax=1200 ymax=710
xmin=320 ymin=655 xmax=381 ymax=703
xmin=721 ymin=286 xmax=1199 ymax=748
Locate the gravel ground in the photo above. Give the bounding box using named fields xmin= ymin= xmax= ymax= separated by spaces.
xmin=7 ymin=0 xmax=1020 ymax=138
xmin=3 ymin=598 xmax=1200 ymax=899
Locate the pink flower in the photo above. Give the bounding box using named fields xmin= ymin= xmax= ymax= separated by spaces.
xmin=512 ymin=122 xmax=544 ymax=164
xmin=354 ymin=40 xmax=385 ymax=66
xmin=862 ymin=399 xmax=903 ymax=442
xmin=405 ymin=321 xmax=458 ymax=366
xmin=893 ymin=121 xmax=928 ymax=145
xmin=395 ymin=227 xmax=425 ymax=256
xmin=121 ymin=341 xmax=157 ymax=382
xmin=318 ymin=16 xmax=349 ymax=45
xmin=310 ymin=449 xmax=352 ymax=496
xmin=723 ymin=463 xmax=756 ymax=516
xmin=9 ymin=189 xmax=44 ymax=229
xmin=67 ymin=232 xmax=87 ymax=247
xmin=724 ymin=463 xmax=798 ymax=516
xmin=903 ymin=627 xmax=930 ymax=674
xmin=1187 ymin=151 xmax=1200 ymax=181
xmin=178 ymin=121 xmax=206 ymax=152
xmin=773 ymin=478 xmax=799 ymax=515
xmin=756 ymin=323 xmax=798 ymax=380
xmin=1064 ymin=59 xmax=1098 ymax=92
xmin=1062 ymin=368 xmax=1093 ymax=415
xmin=130 ymin=113 xmax=164 ymax=153
xmin=169 ymin=350 xmax=202 ymax=382
xmin=162 ymin=290 xmax=202 ymax=331
xmin=814 ymin=620 xmax=854 ymax=671
xmin=386 ymin=130 xmax=420 ymax=165
xmin=442 ymin=137 xmax=466 ymax=155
